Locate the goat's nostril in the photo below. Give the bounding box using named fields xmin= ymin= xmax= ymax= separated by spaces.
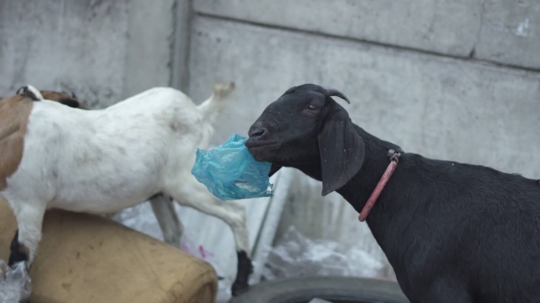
xmin=249 ymin=128 xmax=267 ymax=138
xmin=254 ymin=129 xmax=265 ymax=137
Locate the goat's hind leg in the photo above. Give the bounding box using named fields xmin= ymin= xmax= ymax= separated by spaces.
xmin=167 ymin=179 xmax=252 ymax=296
xmin=7 ymin=202 xmax=46 ymax=268
xmin=8 ymin=230 xmax=33 ymax=303
xmin=8 ymin=229 xmax=27 ymax=266
xmin=150 ymin=194 xmax=183 ymax=247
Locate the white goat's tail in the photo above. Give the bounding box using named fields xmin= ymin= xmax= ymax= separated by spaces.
xmin=198 ymin=82 xmax=235 ymax=124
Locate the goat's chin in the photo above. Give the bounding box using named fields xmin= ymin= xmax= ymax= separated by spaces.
xmin=247 ymin=142 xmax=281 ymax=162
xmin=247 ymin=147 xmax=271 ymax=162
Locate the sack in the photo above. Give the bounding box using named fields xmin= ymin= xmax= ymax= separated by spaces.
xmin=191 ymin=134 xmax=274 ymax=200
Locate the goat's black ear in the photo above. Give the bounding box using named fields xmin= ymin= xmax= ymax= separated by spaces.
xmin=318 ymin=106 xmax=364 ymax=196
xmin=58 ymin=98 xmax=80 ymax=108
xmin=268 ymin=163 xmax=282 ymax=177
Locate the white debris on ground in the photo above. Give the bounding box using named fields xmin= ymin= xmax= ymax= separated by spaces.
xmin=263 ymin=226 xmax=386 ymax=281
xmin=0 ymin=260 xmax=31 ymax=303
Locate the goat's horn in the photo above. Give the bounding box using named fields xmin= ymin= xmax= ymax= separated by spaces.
xmin=325 ymin=87 xmax=350 ymax=104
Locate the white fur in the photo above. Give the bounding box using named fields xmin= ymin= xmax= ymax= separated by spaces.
xmin=1 ymin=84 xmax=250 ymax=264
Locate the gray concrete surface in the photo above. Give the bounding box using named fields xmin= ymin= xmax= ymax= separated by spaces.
xmin=123 ymin=0 xmax=176 ymax=99
xmin=194 ymin=0 xmax=482 ymax=57
xmin=475 ymin=0 xmax=540 ymax=69
xmin=170 ymin=0 xmax=194 ymax=92
xmin=0 ymin=0 xmax=129 ymax=107
xmin=0 ymin=0 xmax=178 ymax=107
xmin=194 ymin=0 xmax=540 ymax=69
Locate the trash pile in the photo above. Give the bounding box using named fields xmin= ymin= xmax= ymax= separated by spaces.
xmin=263 ymin=226 xmax=386 ymax=280
xmin=0 ymin=260 xmax=31 ymax=303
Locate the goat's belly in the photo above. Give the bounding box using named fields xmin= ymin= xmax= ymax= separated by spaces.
xmin=49 ymin=183 xmax=159 ymax=214
xmin=49 ymin=198 xmax=150 ymax=214
xmin=50 ymin=198 xmax=144 ymax=214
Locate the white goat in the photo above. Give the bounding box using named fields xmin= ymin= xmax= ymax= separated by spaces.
xmin=0 ymin=84 xmax=253 ymax=296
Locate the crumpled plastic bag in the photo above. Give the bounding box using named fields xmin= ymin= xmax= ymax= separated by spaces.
xmin=0 ymin=260 xmax=32 ymax=303
xmin=191 ymin=133 xmax=273 ymax=200
xmin=263 ymin=226 xmax=385 ymax=280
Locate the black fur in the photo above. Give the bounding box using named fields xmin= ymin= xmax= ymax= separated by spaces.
xmin=246 ymin=84 xmax=540 ymax=303
xmin=58 ymin=98 xmax=81 ymax=108
xmin=8 ymin=229 xmax=28 ymax=266
xmin=231 ymin=250 xmax=253 ymax=296
xmin=317 ymin=104 xmax=365 ymax=195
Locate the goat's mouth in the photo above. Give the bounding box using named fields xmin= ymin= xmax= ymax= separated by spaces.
xmin=245 ymin=140 xmax=280 ymax=161
xmin=244 ymin=139 xmax=280 ymax=149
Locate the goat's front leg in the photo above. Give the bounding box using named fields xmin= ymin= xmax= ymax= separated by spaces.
xmin=8 ymin=203 xmax=46 ymax=268
xmin=150 ymin=194 xmax=183 ymax=247
xmin=167 ymin=179 xmax=252 ymax=296
xmin=214 ymin=200 xmax=253 ymax=296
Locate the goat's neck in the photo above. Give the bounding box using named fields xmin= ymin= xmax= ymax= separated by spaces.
xmin=336 ymin=126 xmax=402 ymax=208
xmin=292 ymin=126 xmax=403 ymax=208
xmin=335 ymin=127 xmax=413 ymax=252
xmin=295 ymin=126 xmax=432 ymax=282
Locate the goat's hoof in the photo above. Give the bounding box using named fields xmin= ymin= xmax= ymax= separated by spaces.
xmin=231 ymin=282 xmax=250 ymax=297
xmin=8 ymin=252 xmax=28 ymax=268
xmin=9 ymin=230 xmax=30 ymax=273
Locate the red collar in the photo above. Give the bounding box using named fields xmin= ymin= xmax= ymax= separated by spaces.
xmin=358 ymin=149 xmax=401 ymax=222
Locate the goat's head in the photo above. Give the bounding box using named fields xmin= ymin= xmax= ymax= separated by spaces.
xmin=246 ymin=84 xmax=365 ymax=195
xmin=2 ymin=86 xmax=90 ymax=110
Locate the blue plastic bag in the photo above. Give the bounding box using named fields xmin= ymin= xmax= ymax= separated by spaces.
xmin=191 ymin=134 xmax=274 ymax=200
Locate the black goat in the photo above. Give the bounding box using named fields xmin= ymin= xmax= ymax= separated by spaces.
xmin=245 ymin=84 xmax=540 ymax=303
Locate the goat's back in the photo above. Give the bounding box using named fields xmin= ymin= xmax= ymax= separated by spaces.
xmin=384 ymin=155 xmax=540 ymax=302
xmin=2 ymin=87 xmax=211 ymax=213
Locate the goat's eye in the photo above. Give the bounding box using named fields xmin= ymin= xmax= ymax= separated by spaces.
xmin=307 ymin=104 xmax=317 ymax=110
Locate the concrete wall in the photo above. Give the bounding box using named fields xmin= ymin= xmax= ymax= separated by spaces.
xmin=0 ymin=0 xmax=180 ymax=107
xmin=188 ymin=17 xmax=540 ymax=177
xmin=194 ymin=0 xmax=540 ymax=69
